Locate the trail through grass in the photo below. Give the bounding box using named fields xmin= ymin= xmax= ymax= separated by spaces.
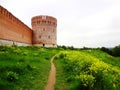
xmin=45 ymin=55 xmax=56 ymax=90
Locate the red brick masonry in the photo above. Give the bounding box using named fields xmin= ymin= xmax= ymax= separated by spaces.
xmin=0 ymin=6 xmax=57 ymax=47
xmin=32 ymin=15 xmax=57 ymax=46
xmin=0 ymin=6 xmax=32 ymax=44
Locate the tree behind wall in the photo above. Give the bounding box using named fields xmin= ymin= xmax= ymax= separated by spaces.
xmin=112 ymin=45 xmax=120 ymax=56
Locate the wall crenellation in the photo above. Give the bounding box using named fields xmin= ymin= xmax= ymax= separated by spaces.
xmin=0 ymin=6 xmax=32 ymax=32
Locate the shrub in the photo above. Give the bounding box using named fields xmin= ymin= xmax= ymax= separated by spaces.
xmin=6 ymin=71 xmax=18 ymax=82
xmin=112 ymin=45 xmax=120 ymax=56
xmin=101 ymin=45 xmax=120 ymax=57
xmin=78 ymin=74 xmax=95 ymax=89
xmin=59 ymin=53 xmax=66 ymax=58
xmin=101 ymin=47 xmax=112 ymax=55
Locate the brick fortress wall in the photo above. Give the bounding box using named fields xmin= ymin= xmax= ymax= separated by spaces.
xmin=0 ymin=6 xmax=32 ymax=46
xmin=31 ymin=15 xmax=57 ymax=47
xmin=0 ymin=6 xmax=57 ymax=47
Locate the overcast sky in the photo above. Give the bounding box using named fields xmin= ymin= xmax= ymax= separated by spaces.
xmin=0 ymin=0 xmax=120 ymax=48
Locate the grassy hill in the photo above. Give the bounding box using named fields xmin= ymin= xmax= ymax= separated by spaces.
xmin=55 ymin=49 xmax=120 ymax=90
xmin=0 ymin=46 xmax=120 ymax=90
xmin=0 ymin=46 xmax=57 ymax=90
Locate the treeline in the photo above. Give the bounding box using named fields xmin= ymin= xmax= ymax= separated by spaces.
xmin=101 ymin=45 xmax=120 ymax=57
xmin=57 ymin=45 xmax=120 ymax=57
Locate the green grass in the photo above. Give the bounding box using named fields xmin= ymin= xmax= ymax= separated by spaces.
xmin=55 ymin=49 xmax=120 ymax=90
xmin=55 ymin=56 xmax=80 ymax=90
xmin=0 ymin=46 xmax=120 ymax=90
xmin=54 ymin=57 xmax=68 ymax=90
xmin=82 ymin=50 xmax=120 ymax=67
xmin=0 ymin=46 xmax=57 ymax=90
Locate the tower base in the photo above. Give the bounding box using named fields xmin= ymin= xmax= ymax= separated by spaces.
xmin=33 ymin=44 xmax=57 ymax=48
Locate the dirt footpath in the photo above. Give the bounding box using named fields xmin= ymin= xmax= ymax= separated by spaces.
xmin=45 ymin=56 xmax=56 ymax=90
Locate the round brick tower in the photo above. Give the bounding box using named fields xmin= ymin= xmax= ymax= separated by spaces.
xmin=31 ymin=15 xmax=57 ymax=47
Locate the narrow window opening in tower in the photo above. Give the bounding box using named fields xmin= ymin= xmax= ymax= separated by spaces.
xmin=44 ymin=21 xmax=46 ymax=24
xmin=48 ymin=36 xmax=50 ymax=39
xmin=39 ymin=35 xmax=41 ymax=39
xmin=43 ymin=28 xmax=45 ymax=31
xmin=48 ymin=21 xmax=50 ymax=24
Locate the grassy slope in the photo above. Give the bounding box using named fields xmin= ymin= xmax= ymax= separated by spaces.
xmin=55 ymin=56 xmax=79 ymax=90
xmin=82 ymin=50 xmax=120 ymax=67
xmin=54 ymin=58 xmax=68 ymax=90
xmin=54 ymin=49 xmax=120 ymax=90
xmin=0 ymin=46 xmax=57 ymax=90
xmin=0 ymin=47 xmax=120 ymax=90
